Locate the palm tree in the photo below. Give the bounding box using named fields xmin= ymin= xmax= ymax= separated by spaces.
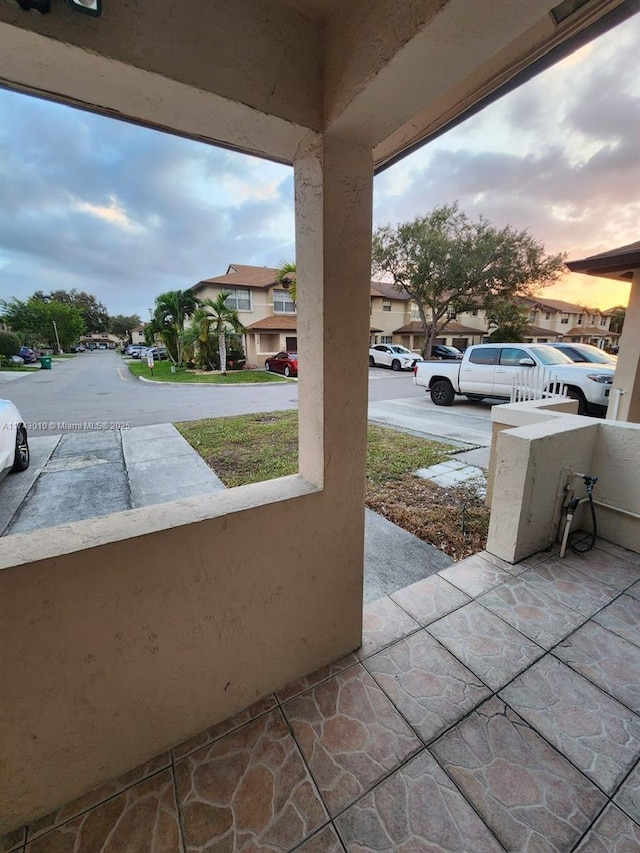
xmin=275 ymin=261 xmax=297 ymax=304
xmin=153 ymin=290 xmax=199 ymax=365
xmin=198 ymin=292 xmax=246 ymax=374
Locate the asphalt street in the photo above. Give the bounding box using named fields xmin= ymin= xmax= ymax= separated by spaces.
xmin=0 ymin=351 xmax=494 ymax=446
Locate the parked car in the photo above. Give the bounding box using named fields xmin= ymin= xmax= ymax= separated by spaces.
xmin=369 ymin=344 xmax=422 ymax=371
xmin=69 ymin=343 xmax=86 ymax=353
xmin=265 ymin=351 xmax=298 ymax=377
xmin=129 ymin=346 xmax=147 ymax=358
xmin=0 ymin=399 xmax=30 ymax=484
xmin=8 ymin=355 xmax=24 ymax=366
xmin=145 ymin=346 xmax=169 ymax=361
xmin=430 ymin=344 xmax=463 ymax=360
xmin=413 ymin=343 xmax=615 ymax=416
xmin=547 ymin=343 xmax=617 ymax=365
xmin=18 ymin=346 xmax=38 ymax=364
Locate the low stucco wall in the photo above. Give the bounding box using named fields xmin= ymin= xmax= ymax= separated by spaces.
xmin=487 ymin=416 xmax=598 ymax=563
xmin=586 ymin=420 xmax=640 ymax=551
xmin=0 ymin=478 xmax=364 ymax=833
xmin=487 ymin=402 xmax=640 ymax=563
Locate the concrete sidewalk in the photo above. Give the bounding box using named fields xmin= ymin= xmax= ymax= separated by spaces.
xmin=2 ymin=424 xmax=452 ymax=599
xmin=2 ymin=424 xmax=225 ymax=536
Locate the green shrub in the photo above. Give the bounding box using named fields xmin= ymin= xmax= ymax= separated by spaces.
xmin=0 ymin=331 xmax=21 ymax=358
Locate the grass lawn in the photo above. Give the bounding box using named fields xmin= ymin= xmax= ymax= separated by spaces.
xmin=0 ymin=365 xmax=34 ymax=372
xmin=176 ymin=410 xmax=489 ymax=560
xmin=127 ymin=360 xmax=292 ymax=384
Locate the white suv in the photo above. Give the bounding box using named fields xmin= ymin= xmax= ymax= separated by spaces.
xmin=369 ymin=344 xmax=422 ymax=371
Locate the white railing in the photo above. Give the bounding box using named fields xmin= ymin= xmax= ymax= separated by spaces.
xmin=511 ymin=367 xmax=567 ymax=403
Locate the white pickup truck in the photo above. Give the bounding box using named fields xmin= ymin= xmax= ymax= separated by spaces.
xmin=413 ymin=343 xmax=615 ymax=415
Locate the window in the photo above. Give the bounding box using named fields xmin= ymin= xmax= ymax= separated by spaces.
xmin=600 ymin=317 xmax=607 ymax=326
xmin=577 ymin=314 xmax=583 ymax=325
xmin=561 ymin=315 xmax=569 ymax=324
xmin=410 ymin=301 xmax=420 ymax=319
xmin=274 ymin=289 xmax=296 ymax=313
xmin=382 ymin=300 xmax=391 ymax=312
xmin=381 ymin=335 xmax=392 ymax=344
xmin=224 ymin=287 xmax=251 ymax=311
xmin=529 ymin=311 xmax=537 ymax=323
xmin=499 ymin=347 xmax=529 ymax=366
xmin=545 ymin=313 xmax=551 ymax=320
xmin=469 ymin=347 xmax=497 ymax=365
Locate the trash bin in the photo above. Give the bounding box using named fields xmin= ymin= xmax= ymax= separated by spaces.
xmin=40 ymin=355 xmax=52 ymax=370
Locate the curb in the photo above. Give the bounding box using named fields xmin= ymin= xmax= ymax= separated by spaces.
xmin=135 ymin=374 xmax=294 ymax=387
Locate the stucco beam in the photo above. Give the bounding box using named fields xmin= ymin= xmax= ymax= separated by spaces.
xmin=323 ymin=0 xmax=630 ymax=160
xmin=0 ymin=23 xmax=308 ymax=164
xmin=0 ymin=0 xmax=323 ymax=134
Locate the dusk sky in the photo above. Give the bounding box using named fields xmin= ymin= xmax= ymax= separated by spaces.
xmin=0 ymin=12 xmax=638 ymax=318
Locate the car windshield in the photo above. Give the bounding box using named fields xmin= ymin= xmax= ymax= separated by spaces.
xmin=390 ymin=346 xmax=411 ymax=354
xmin=565 ymin=346 xmax=615 ymax=364
xmin=529 ymin=345 xmax=575 ymax=365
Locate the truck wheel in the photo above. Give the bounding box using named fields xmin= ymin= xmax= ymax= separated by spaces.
xmin=431 ymin=379 xmax=455 ymax=406
xmin=566 ymin=387 xmax=587 ymax=415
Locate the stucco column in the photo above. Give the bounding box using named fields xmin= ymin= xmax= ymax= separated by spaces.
xmin=608 ymin=271 xmax=640 ymax=423
xmin=294 ymin=130 xmax=373 ymax=574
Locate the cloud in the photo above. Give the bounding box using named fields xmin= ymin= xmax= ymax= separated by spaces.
xmin=373 ymin=13 xmax=640 ymax=308
xmin=0 ymin=90 xmax=295 ymax=315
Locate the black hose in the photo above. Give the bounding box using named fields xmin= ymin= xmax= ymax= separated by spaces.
xmin=569 ymin=490 xmax=597 ymax=553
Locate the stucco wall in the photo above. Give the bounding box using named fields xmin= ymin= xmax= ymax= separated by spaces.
xmin=487 ymin=416 xmax=599 ymax=562
xmin=0 ymin=479 xmax=364 ymax=832
xmin=587 ymin=420 xmax=640 ymax=552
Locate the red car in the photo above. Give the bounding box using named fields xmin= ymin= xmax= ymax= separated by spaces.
xmin=265 ymin=351 xmax=298 ymax=377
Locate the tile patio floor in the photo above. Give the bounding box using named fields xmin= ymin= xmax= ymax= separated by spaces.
xmin=3 ymin=539 xmax=640 ymax=852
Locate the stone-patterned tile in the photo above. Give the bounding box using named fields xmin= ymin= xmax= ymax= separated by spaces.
xmin=390 ymin=574 xmax=470 ymax=626
xmin=335 ymin=749 xmax=503 ymax=852
xmin=574 ymin=804 xmax=640 ymax=852
xmin=427 ymin=601 xmax=545 ymax=692
xmin=627 ymin=580 xmax=640 ymax=600
xmin=555 ymin=621 xmax=640 ymax=712
xmin=478 ymin=575 xmax=586 ymax=649
xmin=294 ymin=824 xmax=344 ymax=852
xmin=438 ymin=553 xmax=513 ymax=597
xmin=172 ymin=694 xmax=277 ymax=761
xmin=364 ymin=630 xmax=490 ymax=743
xmin=0 ymin=827 xmax=25 ymax=853
xmin=520 ymin=557 xmax=619 ymax=617
xmin=282 ymin=664 xmax=421 ymax=816
xmin=431 ymin=696 xmax=606 ymax=853
xmin=175 ymin=708 xmax=326 ymax=852
xmin=615 ymin=761 xmax=640 ymax=823
xmin=500 ymin=655 xmax=640 ymax=794
xmin=276 ymin=655 xmax=359 ymax=703
xmin=594 ymin=594 xmax=640 ymax=648
xmin=355 ymin=596 xmax=420 ymax=661
xmin=594 ymin=539 xmax=640 ymax=568
xmin=563 ymin=547 xmax=640 ymax=590
xmin=27 ymin=751 xmax=171 ymax=840
xmin=26 ymin=769 xmax=182 ymax=853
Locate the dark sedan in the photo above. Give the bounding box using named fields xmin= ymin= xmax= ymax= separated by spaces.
xmin=265 ymin=351 xmax=298 ymax=377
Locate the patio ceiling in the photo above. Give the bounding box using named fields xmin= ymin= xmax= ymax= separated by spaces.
xmin=0 ymin=0 xmax=636 ymax=168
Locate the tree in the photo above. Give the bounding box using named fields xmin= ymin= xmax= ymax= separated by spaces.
xmin=608 ymin=306 xmax=626 ymax=335
xmin=152 ymin=290 xmax=199 ymax=365
xmin=486 ymin=301 xmax=529 ymax=343
xmin=110 ymin=314 xmax=142 ymax=339
xmin=0 ymin=331 xmax=21 ymax=359
xmin=32 ymin=289 xmax=110 ymax=333
xmin=197 ymin=293 xmax=246 ymax=374
xmin=372 ymin=203 xmax=566 ymax=358
xmin=0 ymin=298 xmax=85 ymax=351
xmin=275 ymin=261 xmax=297 ymax=304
